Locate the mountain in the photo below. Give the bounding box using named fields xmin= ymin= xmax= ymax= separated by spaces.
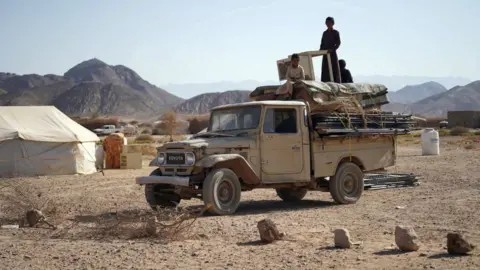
xmin=353 ymin=75 xmax=471 ymax=93
xmin=175 ymin=90 xmax=250 ymax=114
xmin=0 ymin=59 xmax=183 ymax=118
xmin=382 ymin=81 xmax=480 ymax=117
xmin=164 ymin=76 xmax=471 ymax=99
xmin=387 ymin=81 xmax=448 ymax=104
xmin=162 ymin=81 xmax=278 ymax=99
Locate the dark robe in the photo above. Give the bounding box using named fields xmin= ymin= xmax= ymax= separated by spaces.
xmin=320 ymin=29 xmax=341 ymax=83
xmin=340 ymin=68 xmax=353 ymax=83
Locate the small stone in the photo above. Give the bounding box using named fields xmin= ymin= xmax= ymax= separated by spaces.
xmin=395 ymin=206 xmax=406 ymax=209
xmin=395 ymin=225 xmax=421 ymax=251
xmin=419 ymin=253 xmax=427 ymax=257
xmin=145 ymin=216 xmax=158 ymax=236
xmin=447 ymin=233 xmax=475 ymax=255
xmin=257 ymin=219 xmax=282 ymax=243
xmin=334 ymin=228 xmax=353 ymax=248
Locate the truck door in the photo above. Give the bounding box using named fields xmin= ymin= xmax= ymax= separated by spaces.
xmin=260 ymin=107 xmax=309 ymax=183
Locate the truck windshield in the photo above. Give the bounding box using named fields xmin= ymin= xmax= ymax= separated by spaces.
xmin=208 ymin=105 xmax=261 ymax=132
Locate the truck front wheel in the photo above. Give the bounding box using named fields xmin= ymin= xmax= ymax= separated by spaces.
xmin=276 ymin=188 xmax=308 ymax=202
xmin=329 ymin=162 xmax=364 ymax=204
xmin=145 ymin=169 xmax=181 ymax=209
xmin=202 ymin=168 xmax=241 ymax=215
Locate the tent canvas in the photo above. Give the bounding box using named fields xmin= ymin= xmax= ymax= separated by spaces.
xmin=0 ymin=106 xmax=100 ymax=178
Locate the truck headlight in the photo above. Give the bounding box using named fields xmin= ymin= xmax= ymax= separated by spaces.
xmin=157 ymin=152 xmax=165 ymax=165
xmin=185 ymin=152 xmax=195 ymax=166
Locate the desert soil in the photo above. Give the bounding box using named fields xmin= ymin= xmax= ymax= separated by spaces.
xmin=0 ymin=137 xmax=479 ymax=270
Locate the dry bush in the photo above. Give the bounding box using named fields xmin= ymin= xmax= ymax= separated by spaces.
xmin=129 ymin=120 xmax=139 ymax=125
xmin=135 ymin=134 xmax=154 ymax=143
xmin=439 ymin=129 xmax=450 ymax=137
xmin=450 ymin=126 xmax=471 ymax=136
xmin=464 ymin=144 xmax=477 ymax=150
xmin=188 ymin=117 xmax=209 ymax=134
xmin=141 ymin=128 xmax=152 ymax=135
xmin=158 ymin=111 xmax=178 ymax=141
xmin=138 ymin=122 xmax=153 ymax=128
xmin=0 ymin=180 xmax=61 ymax=228
xmin=73 ymin=117 xmax=119 ymax=130
xmin=53 ymin=205 xmax=209 ymax=241
xmin=151 ymin=127 xmax=164 ymax=136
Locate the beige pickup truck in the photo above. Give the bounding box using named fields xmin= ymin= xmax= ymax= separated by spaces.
xmin=135 ymin=100 xmax=413 ymax=215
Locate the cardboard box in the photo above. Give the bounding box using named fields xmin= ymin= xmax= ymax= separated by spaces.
xmin=120 ymin=152 xmax=142 ymax=169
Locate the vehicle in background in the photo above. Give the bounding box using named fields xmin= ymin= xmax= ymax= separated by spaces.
xmin=439 ymin=120 xmax=448 ymax=129
xmin=93 ymin=125 xmax=123 ymax=136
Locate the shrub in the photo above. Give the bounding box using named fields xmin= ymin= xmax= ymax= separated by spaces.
xmin=187 ymin=117 xmax=209 ymax=134
xmin=438 ymin=129 xmax=450 ymax=137
xmin=138 ymin=122 xmax=153 ymax=128
xmin=474 ymin=130 xmax=480 ymax=136
xmin=450 ymin=126 xmax=470 ymax=136
xmin=135 ymin=134 xmax=154 ymax=143
xmin=157 ymin=111 xmax=178 ymax=141
xmin=141 ymin=128 xmax=152 ymax=135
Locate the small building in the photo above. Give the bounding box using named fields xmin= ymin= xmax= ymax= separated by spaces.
xmin=447 ymin=110 xmax=480 ymax=129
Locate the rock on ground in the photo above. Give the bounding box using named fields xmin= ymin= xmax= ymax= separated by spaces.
xmin=257 ymin=218 xmax=282 ymax=243
xmin=145 ymin=216 xmax=158 ymax=236
xmin=395 ymin=225 xmax=421 ymax=251
xmin=26 ymin=209 xmax=44 ymax=227
xmin=334 ymin=228 xmax=353 ymax=248
xmin=447 ymin=233 xmax=475 ymax=255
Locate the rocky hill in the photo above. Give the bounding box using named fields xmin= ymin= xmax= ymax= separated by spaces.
xmin=383 ymin=81 xmax=480 ymax=117
xmin=175 ymin=90 xmax=250 ymax=114
xmin=0 ymin=59 xmax=183 ymax=118
xmin=388 ymin=81 xmax=448 ymax=104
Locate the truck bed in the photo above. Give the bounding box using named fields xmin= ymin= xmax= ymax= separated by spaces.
xmin=311 ymin=132 xmax=396 ymax=178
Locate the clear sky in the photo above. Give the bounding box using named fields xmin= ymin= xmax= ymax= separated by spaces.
xmin=0 ymin=0 xmax=478 ymax=85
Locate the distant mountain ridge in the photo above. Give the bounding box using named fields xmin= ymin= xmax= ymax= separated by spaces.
xmin=163 ymin=76 xmax=471 ymax=99
xmin=175 ymin=90 xmax=251 ymax=114
xmin=0 ymin=59 xmax=183 ymax=118
xmin=387 ymin=81 xmax=448 ymax=104
xmin=382 ymin=80 xmax=480 ymax=117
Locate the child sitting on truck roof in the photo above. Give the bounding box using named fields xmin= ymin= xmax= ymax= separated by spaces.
xmin=276 ymin=53 xmax=305 ymax=96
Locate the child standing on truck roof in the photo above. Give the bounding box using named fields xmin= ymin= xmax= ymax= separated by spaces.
xmin=276 ymin=53 xmax=305 ymax=96
xmin=320 ymin=16 xmax=342 ymax=83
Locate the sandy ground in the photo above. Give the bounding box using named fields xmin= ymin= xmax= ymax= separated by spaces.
xmin=0 ymin=137 xmax=479 ymax=270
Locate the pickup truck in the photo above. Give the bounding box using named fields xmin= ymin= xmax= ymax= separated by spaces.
xmin=93 ymin=125 xmax=123 ymax=136
xmin=135 ymin=100 xmax=409 ymax=215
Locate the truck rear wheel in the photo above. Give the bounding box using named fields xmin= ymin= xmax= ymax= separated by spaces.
xmin=276 ymin=188 xmax=308 ymax=202
xmin=145 ymin=169 xmax=181 ymax=209
xmin=329 ymin=162 xmax=364 ymax=204
xmin=202 ymin=168 xmax=241 ymax=215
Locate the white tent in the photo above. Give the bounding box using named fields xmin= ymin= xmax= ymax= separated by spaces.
xmin=0 ymin=106 xmax=100 ymax=178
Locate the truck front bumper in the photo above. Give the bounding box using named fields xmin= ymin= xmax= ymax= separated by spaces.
xmin=135 ymin=175 xmax=190 ymax=187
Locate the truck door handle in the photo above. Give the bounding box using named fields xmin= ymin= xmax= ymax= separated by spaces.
xmin=292 ymin=145 xmax=300 ymax=150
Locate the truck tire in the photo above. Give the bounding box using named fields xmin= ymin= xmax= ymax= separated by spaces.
xmin=202 ymin=168 xmax=241 ymax=215
xmin=276 ymin=188 xmax=308 ymax=202
xmin=329 ymin=162 xmax=364 ymax=204
xmin=145 ymin=169 xmax=181 ymax=209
